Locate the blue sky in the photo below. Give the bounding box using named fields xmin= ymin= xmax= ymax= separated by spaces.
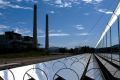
xmin=0 ymin=0 xmax=119 ymax=48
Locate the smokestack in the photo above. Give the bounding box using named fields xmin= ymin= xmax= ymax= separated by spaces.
xmin=33 ymin=1 xmax=37 ymax=48
xmin=45 ymin=14 xmax=49 ymax=51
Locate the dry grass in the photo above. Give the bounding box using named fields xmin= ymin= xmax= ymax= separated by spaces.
xmin=0 ymin=51 xmax=49 ymax=59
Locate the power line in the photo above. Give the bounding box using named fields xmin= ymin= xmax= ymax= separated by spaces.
xmin=96 ymin=1 xmax=120 ymax=47
xmin=82 ymin=0 xmax=117 ymax=47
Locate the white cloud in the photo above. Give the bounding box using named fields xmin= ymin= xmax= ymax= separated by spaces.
xmin=38 ymin=29 xmax=44 ymax=33
xmin=64 ymin=2 xmax=72 ymax=7
xmin=57 ymin=30 xmax=62 ymax=33
xmin=74 ymin=25 xmax=84 ymax=30
xmin=0 ymin=25 xmax=8 ymax=29
xmin=55 ymin=1 xmax=72 ymax=8
xmin=49 ymin=29 xmax=62 ymax=33
xmin=0 ymin=12 xmax=2 ymax=16
xmin=0 ymin=0 xmax=10 ymax=5
xmin=84 ymin=13 xmax=89 ymax=15
xmin=97 ymin=9 xmax=113 ymax=14
xmin=16 ymin=0 xmax=34 ymax=2
xmin=49 ymin=33 xmax=69 ymax=37
xmin=43 ymin=0 xmax=103 ymax=8
xmin=43 ymin=0 xmax=50 ymax=1
xmin=76 ymin=27 xmax=84 ymax=30
xmin=0 ymin=25 xmax=32 ymax=36
xmin=43 ymin=0 xmax=80 ymax=8
xmin=16 ymin=0 xmax=22 ymax=2
xmin=0 ymin=0 xmax=32 ymax=10
xmin=82 ymin=0 xmax=92 ymax=3
xmin=8 ymin=4 xmax=32 ymax=10
xmin=95 ymin=0 xmax=103 ymax=3
xmin=14 ymin=27 xmax=32 ymax=36
xmin=14 ymin=27 xmax=22 ymax=33
xmin=0 ymin=32 xmax=4 ymax=34
xmin=50 ymin=11 xmax=55 ymax=14
xmin=38 ymin=28 xmax=69 ymax=37
xmin=76 ymin=24 xmax=83 ymax=27
xmin=55 ymin=0 xmax=62 ymax=4
xmin=39 ymin=33 xmax=70 ymax=37
xmin=82 ymin=0 xmax=103 ymax=4
xmin=17 ymin=22 xmax=27 ymax=24
xmin=77 ymin=33 xmax=89 ymax=36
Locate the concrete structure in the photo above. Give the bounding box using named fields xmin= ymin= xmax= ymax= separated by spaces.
xmin=33 ymin=1 xmax=38 ymax=48
xmin=0 ymin=31 xmax=33 ymax=48
xmin=5 ymin=31 xmax=22 ymax=41
xmin=45 ymin=14 xmax=49 ymax=51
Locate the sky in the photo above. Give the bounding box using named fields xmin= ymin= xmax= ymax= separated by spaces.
xmin=0 ymin=0 xmax=119 ymax=48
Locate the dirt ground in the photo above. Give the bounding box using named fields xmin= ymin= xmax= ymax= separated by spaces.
xmin=0 ymin=54 xmax=70 ymax=70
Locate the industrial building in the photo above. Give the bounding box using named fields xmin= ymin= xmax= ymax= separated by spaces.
xmin=0 ymin=31 xmax=33 ymax=49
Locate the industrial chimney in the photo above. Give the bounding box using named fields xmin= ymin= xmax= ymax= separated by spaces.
xmin=33 ymin=0 xmax=38 ymax=48
xmin=45 ymin=14 xmax=49 ymax=51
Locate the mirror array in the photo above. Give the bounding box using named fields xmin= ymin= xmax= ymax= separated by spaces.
xmin=0 ymin=54 xmax=105 ymax=80
xmin=96 ymin=53 xmax=120 ymax=79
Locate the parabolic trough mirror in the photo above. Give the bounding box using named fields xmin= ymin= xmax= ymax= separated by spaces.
xmin=0 ymin=54 xmax=106 ymax=80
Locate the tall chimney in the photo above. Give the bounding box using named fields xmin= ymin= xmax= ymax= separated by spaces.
xmin=33 ymin=1 xmax=37 ymax=48
xmin=45 ymin=14 xmax=49 ymax=51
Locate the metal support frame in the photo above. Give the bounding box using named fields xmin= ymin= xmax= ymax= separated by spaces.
xmin=110 ymin=27 xmax=112 ymax=61
xmin=106 ymin=33 xmax=107 ymax=48
xmin=103 ymin=37 xmax=104 ymax=48
xmin=98 ymin=55 xmax=120 ymax=70
xmin=103 ymin=37 xmax=105 ymax=57
xmin=106 ymin=33 xmax=107 ymax=57
xmin=94 ymin=55 xmax=116 ymax=80
xmin=81 ymin=55 xmax=91 ymax=80
xmin=117 ymin=16 xmax=120 ymax=65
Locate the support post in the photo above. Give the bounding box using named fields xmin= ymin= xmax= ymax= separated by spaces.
xmin=117 ymin=16 xmax=120 ymax=65
xmin=106 ymin=33 xmax=107 ymax=57
xmin=103 ymin=37 xmax=105 ymax=56
xmin=110 ymin=27 xmax=112 ymax=61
